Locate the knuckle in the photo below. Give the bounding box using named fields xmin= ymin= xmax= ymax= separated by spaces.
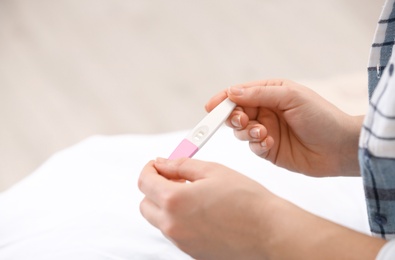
xmin=249 ymin=141 xmax=269 ymax=157
xmin=139 ymin=199 xmax=146 ymax=216
xmin=161 ymin=189 xmax=183 ymax=211
xmin=251 ymin=84 xmax=265 ymax=97
xmin=171 ymin=157 xmax=189 ymax=171
xmin=161 ymin=218 xmax=180 ymax=239
xmin=137 ymin=176 xmax=144 ymax=191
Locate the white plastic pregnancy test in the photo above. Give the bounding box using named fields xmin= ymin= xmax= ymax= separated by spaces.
xmin=168 ymin=98 xmax=236 ymax=160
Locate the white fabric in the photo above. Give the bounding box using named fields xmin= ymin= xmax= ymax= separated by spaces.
xmin=377 ymin=239 xmax=395 ymax=260
xmin=0 ymin=128 xmax=370 ymax=259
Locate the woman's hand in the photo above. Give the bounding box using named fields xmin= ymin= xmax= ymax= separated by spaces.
xmin=138 ymin=158 xmax=385 ymax=259
xmin=206 ymin=79 xmax=364 ymax=176
xmin=138 ymin=158 xmax=276 ymax=259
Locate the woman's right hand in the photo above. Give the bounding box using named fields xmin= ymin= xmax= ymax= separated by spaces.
xmin=206 ymin=79 xmax=364 ymax=177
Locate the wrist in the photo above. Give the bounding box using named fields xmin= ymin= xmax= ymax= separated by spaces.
xmin=259 ymin=196 xmax=386 ymax=259
xmin=338 ymin=115 xmax=364 ymax=176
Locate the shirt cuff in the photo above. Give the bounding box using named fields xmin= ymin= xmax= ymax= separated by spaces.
xmin=376 ymin=239 xmax=395 ymax=260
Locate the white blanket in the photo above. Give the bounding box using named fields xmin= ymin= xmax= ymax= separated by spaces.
xmin=0 ymin=128 xmax=370 ymax=259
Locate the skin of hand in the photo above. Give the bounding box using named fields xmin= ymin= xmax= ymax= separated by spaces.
xmin=138 ymin=158 xmax=386 ymax=260
xmin=206 ymin=79 xmax=364 ymax=177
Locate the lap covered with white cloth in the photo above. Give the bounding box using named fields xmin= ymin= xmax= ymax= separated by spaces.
xmin=0 ymin=128 xmax=369 ymax=259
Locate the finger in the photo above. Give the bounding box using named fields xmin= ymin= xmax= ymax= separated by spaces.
xmin=232 ymin=79 xmax=288 ymax=88
xmin=139 ymin=197 xmax=163 ymax=229
xmin=248 ymin=136 xmax=275 ymax=157
xmin=205 ymin=90 xmax=228 ymax=112
xmin=206 ymin=79 xmax=290 ymax=112
xmin=138 ymin=160 xmax=179 ymax=206
xmin=233 ymin=122 xmax=268 ymax=142
xmin=154 ymin=157 xmax=213 ymax=182
xmin=227 ymin=80 xmax=305 ymax=110
xmin=225 ymin=107 xmax=249 ymax=129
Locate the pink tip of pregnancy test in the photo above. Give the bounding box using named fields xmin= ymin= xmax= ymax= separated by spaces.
xmin=168 ymin=139 xmax=199 ymax=160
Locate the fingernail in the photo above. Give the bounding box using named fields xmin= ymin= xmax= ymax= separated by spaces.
xmin=228 ymin=86 xmax=244 ymax=96
xmin=249 ymin=128 xmax=260 ymax=139
xmin=260 ymin=140 xmax=268 ymax=150
xmin=155 ymin=157 xmax=167 ymax=163
xmin=231 ymin=115 xmax=242 ymax=128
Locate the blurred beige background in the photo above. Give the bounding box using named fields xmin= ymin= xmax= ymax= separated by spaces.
xmin=0 ymin=0 xmax=383 ymax=191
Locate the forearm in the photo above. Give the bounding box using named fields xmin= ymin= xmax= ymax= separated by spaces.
xmin=261 ymin=198 xmax=386 ymax=260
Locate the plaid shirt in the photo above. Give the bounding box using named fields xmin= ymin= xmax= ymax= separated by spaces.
xmin=360 ymin=0 xmax=395 ymax=242
xmin=359 ymin=1 xmax=395 ymax=258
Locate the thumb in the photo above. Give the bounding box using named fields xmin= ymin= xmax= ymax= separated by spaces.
xmin=154 ymin=157 xmax=210 ymax=182
xmin=227 ymin=80 xmax=305 ymax=110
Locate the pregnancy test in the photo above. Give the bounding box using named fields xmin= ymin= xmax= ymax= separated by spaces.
xmin=169 ymin=98 xmax=236 ymax=160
